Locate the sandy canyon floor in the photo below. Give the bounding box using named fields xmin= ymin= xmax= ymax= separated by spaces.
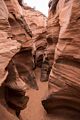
xmin=21 ymin=68 xmax=53 ymax=120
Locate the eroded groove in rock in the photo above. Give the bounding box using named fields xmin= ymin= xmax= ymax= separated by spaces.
xmin=0 ymin=0 xmax=80 ymax=119
xmin=42 ymin=0 xmax=80 ymax=118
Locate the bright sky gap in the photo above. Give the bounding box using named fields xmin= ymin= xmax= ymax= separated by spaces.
xmin=23 ymin=0 xmax=49 ymax=16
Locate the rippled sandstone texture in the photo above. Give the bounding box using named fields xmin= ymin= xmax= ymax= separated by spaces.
xmin=42 ymin=0 xmax=80 ymax=119
xmin=23 ymin=6 xmax=47 ymax=68
xmin=3 ymin=1 xmax=39 ymax=118
xmin=40 ymin=0 xmax=59 ymax=82
xmin=0 ymin=0 xmax=20 ymax=87
xmin=0 ymin=1 xmax=47 ymax=119
xmin=1 ymin=0 xmax=80 ymax=119
xmin=4 ymin=0 xmax=37 ymax=89
xmin=4 ymin=0 xmax=32 ymax=47
xmin=0 ymin=0 xmax=21 ymax=120
xmin=5 ymin=0 xmax=47 ymax=77
xmin=23 ymin=6 xmax=46 ymax=35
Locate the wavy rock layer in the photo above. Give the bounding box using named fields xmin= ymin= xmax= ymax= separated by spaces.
xmin=0 ymin=0 xmax=20 ymax=86
xmin=23 ymin=6 xmax=47 ymax=68
xmin=0 ymin=1 xmax=48 ymax=119
xmin=49 ymin=0 xmax=80 ymax=92
xmin=42 ymin=0 xmax=80 ymax=118
xmin=5 ymin=0 xmax=32 ymax=49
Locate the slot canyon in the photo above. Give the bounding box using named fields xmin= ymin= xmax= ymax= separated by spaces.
xmin=0 ymin=0 xmax=80 ymax=120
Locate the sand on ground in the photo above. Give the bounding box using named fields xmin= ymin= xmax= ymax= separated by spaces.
xmin=21 ymin=68 xmax=52 ymax=120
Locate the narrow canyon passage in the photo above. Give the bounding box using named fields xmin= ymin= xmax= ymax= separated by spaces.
xmin=0 ymin=0 xmax=80 ymax=120
xmin=21 ymin=68 xmax=49 ymax=120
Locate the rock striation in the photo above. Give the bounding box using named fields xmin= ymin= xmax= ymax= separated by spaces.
xmin=23 ymin=6 xmax=47 ymax=68
xmin=0 ymin=0 xmax=40 ymax=119
xmin=0 ymin=0 xmax=20 ymax=86
xmin=40 ymin=0 xmax=59 ymax=82
xmin=40 ymin=34 xmax=55 ymax=82
xmin=23 ymin=6 xmax=47 ymax=35
xmin=4 ymin=0 xmax=38 ymax=90
xmin=42 ymin=0 xmax=80 ymax=118
xmin=4 ymin=0 xmax=32 ymax=48
xmin=2 ymin=2 xmax=39 ymax=117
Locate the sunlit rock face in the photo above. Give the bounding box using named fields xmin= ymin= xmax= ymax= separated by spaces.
xmin=42 ymin=0 xmax=80 ymax=117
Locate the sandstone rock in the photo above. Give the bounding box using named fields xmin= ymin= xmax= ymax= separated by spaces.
xmin=23 ymin=6 xmax=47 ymax=68
xmin=4 ymin=0 xmax=38 ymax=91
xmin=17 ymin=0 xmax=23 ymax=6
xmin=0 ymin=1 xmax=34 ymax=118
xmin=32 ymin=29 xmax=47 ymax=68
xmin=3 ymin=49 xmax=38 ymax=116
xmin=0 ymin=0 xmax=23 ymax=119
xmin=40 ymin=0 xmax=60 ymax=82
xmin=0 ymin=0 xmax=20 ymax=86
xmin=23 ymin=6 xmax=46 ymax=35
xmin=9 ymin=50 xmax=38 ymax=90
xmin=0 ymin=103 xmax=19 ymax=120
xmin=5 ymin=0 xmax=32 ymax=48
xmin=40 ymin=35 xmax=57 ymax=82
xmin=42 ymin=0 xmax=80 ymax=116
xmin=48 ymin=0 xmax=80 ymax=92
xmin=40 ymin=34 xmax=56 ymax=82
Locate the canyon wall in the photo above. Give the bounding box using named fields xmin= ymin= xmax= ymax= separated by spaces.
xmin=0 ymin=1 xmax=47 ymax=120
xmin=42 ymin=0 xmax=80 ymax=119
xmin=0 ymin=0 xmax=20 ymax=86
xmin=4 ymin=0 xmax=32 ymax=48
xmin=0 ymin=0 xmax=80 ymax=120
xmin=23 ymin=6 xmax=47 ymax=68
xmin=23 ymin=6 xmax=46 ymax=35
